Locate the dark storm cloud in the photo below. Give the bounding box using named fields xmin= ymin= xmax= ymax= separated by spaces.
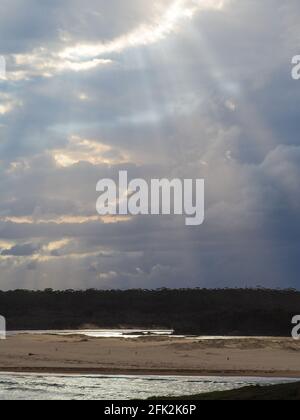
xmin=1 ymin=243 xmax=39 ymax=256
xmin=0 ymin=0 xmax=174 ymax=53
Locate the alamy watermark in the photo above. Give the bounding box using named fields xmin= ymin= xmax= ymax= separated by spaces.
xmin=96 ymin=171 xmax=205 ymax=226
xmin=0 ymin=56 xmax=6 ymax=80
xmin=292 ymin=56 xmax=300 ymax=80
xmin=0 ymin=316 xmax=6 ymax=340
xmin=292 ymin=316 xmax=300 ymax=340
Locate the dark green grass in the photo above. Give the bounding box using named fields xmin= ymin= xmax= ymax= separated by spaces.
xmin=150 ymin=382 xmax=300 ymax=400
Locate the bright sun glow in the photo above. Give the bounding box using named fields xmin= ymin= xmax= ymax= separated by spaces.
xmin=52 ymin=135 xmax=131 ymax=168
xmin=59 ymin=0 xmax=226 ymax=61
xmin=7 ymin=0 xmax=227 ymax=80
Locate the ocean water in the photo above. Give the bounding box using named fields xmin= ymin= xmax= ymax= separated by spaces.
xmin=7 ymin=329 xmax=174 ymax=339
xmin=0 ymin=374 xmax=295 ymax=400
xmin=7 ymin=329 xmax=279 ymax=340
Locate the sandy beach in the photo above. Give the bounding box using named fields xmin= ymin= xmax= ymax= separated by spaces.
xmin=0 ymin=334 xmax=300 ymax=378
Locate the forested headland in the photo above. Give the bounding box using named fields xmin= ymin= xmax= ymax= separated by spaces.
xmin=0 ymin=288 xmax=298 ymax=336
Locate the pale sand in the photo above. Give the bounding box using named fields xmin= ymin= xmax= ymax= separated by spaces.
xmin=0 ymin=334 xmax=300 ymax=377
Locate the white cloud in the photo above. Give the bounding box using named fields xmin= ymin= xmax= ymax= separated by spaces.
xmin=0 ymin=93 xmax=22 ymax=114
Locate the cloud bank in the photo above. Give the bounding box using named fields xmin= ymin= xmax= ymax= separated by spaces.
xmin=0 ymin=0 xmax=300 ymax=290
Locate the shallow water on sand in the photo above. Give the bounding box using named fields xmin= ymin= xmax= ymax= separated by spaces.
xmin=7 ymin=329 xmax=281 ymax=340
xmin=0 ymin=374 xmax=295 ymax=400
xmin=7 ymin=329 xmax=174 ymax=339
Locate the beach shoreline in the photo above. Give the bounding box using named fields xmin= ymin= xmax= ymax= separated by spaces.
xmin=1 ymin=334 xmax=300 ymax=379
xmin=0 ymin=367 xmax=300 ymax=379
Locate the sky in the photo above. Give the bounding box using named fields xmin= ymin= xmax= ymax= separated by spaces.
xmin=0 ymin=0 xmax=300 ymax=290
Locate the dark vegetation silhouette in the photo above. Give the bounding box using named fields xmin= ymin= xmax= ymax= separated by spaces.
xmin=0 ymin=288 xmax=299 ymax=336
xmin=151 ymin=382 xmax=300 ymax=400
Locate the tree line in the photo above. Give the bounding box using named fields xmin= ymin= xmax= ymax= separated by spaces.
xmin=0 ymin=288 xmax=299 ymax=336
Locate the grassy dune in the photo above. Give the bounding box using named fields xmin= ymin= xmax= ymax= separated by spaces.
xmin=151 ymin=382 xmax=300 ymax=400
